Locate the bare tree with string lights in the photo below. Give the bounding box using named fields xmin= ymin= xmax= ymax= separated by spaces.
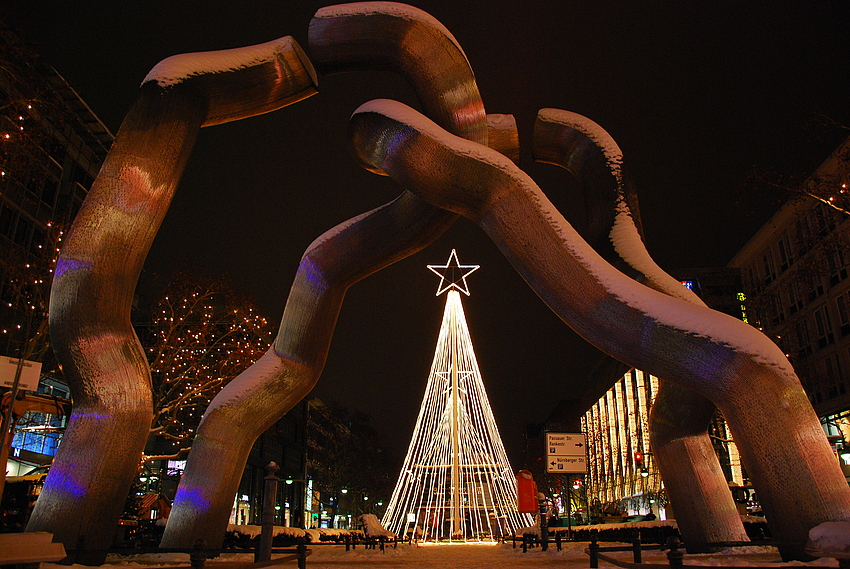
xmin=135 ymin=272 xmax=273 ymax=464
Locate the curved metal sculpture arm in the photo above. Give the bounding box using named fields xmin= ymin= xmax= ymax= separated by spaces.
xmin=534 ymin=109 xmax=700 ymax=304
xmin=349 ymin=99 xmax=850 ymax=559
xmin=533 ymin=109 xmax=746 ymax=547
xmin=143 ymin=35 xmax=318 ymax=127
xmin=309 ymin=1 xmax=487 ymax=145
xmin=29 ymin=38 xmax=317 ymax=564
xmin=161 ymin=2 xmax=492 ymax=548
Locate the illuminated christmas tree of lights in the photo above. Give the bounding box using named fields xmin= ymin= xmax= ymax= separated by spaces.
xmin=382 ymin=250 xmax=533 ymax=542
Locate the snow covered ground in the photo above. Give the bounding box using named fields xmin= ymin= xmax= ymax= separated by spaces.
xmin=41 ymin=542 xmax=841 ymax=569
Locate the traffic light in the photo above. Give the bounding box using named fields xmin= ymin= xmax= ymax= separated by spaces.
xmin=634 ymin=452 xmax=644 ymax=467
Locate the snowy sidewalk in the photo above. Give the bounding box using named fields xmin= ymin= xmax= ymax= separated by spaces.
xmin=43 ymin=542 xmax=841 ymax=569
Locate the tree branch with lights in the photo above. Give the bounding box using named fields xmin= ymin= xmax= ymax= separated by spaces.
xmin=135 ymin=272 xmax=273 ymax=464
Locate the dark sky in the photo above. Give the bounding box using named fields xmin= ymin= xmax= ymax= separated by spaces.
xmin=5 ymin=1 xmax=849 ymax=466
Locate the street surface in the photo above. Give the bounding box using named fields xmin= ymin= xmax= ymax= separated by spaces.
xmin=42 ymin=542 xmax=841 ymax=569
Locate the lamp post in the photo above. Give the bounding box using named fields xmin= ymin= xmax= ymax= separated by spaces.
xmin=284 ymin=477 xmax=307 ymax=528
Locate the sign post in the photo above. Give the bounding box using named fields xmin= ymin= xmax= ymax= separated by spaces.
xmin=545 ymin=433 xmax=587 ymax=541
xmin=0 ymin=356 xmax=43 ymax=499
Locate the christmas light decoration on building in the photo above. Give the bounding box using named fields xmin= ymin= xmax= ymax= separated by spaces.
xmin=382 ymin=250 xmax=532 ymax=542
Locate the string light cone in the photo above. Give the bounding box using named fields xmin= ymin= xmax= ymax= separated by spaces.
xmin=382 ymin=250 xmax=532 ymax=542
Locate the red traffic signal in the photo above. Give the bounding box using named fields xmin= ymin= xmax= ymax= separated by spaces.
xmin=634 ymin=452 xmax=644 ymax=464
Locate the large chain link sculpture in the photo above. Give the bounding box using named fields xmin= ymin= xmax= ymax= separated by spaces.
xmin=533 ymin=110 xmax=749 ymax=550
xmin=29 ymin=2 xmax=849 ymax=563
xmin=348 ymin=98 xmax=850 ymax=560
xmin=160 ymin=2 xmax=498 ymax=549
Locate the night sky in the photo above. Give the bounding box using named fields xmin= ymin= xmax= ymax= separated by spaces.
xmin=5 ymin=1 xmax=849 ymax=467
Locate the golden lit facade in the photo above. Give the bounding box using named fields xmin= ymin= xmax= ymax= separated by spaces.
xmin=582 ymin=369 xmax=745 ymax=518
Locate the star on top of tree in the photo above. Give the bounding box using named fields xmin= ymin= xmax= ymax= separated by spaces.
xmin=427 ymin=249 xmax=479 ymax=296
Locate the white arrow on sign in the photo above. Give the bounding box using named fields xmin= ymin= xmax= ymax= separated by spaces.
xmin=545 ymin=432 xmax=586 ymax=456
xmin=547 ymin=456 xmax=587 ymax=474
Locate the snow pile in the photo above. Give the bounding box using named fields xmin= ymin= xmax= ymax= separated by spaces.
xmin=227 ymin=523 xmax=307 ymax=539
xmin=487 ymin=114 xmax=516 ymax=130
xmin=316 ymin=528 xmax=350 ymax=537
xmin=42 ymin=541 xmax=839 ymax=568
xmin=305 ymin=528 xmax=322 ymax=542
xmin=514 ymin=518 xmax=541 ymax=537
xmin=808 ymin=521 xmax=850 ymax=558
xmin=610 ymin=197 xmax=705 ymax=305
xmin=302 ymin=527 xmax=365 ymax=542
xmin=360 ymin=514 xmax=395 ymax=537
xmin=537 ymin=108 xmax=624 ymax=185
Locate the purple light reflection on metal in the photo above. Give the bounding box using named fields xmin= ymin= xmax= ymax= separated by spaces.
xmin=297 ymin=257 xmax=324 ymax=289
xmin=172 ymin=486 xmax=211 ymax=514
xmin=53 ymin=258 xmax=91 ymax=279
xmin=68 ymin=412 xmax=110 ymax=422
xmin=47 ymin=464 xmax=87 ymax=499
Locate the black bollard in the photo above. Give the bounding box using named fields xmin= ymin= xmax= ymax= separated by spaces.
xmin=255 ymin=462 xmax=280 ymax=563
xmin=556 ymin=531 xmax=562 ymax=551
xmin=296 ymin=537 xmax=307 ymax=569
xmin=666 ymin=536 xmax=684 ymax=568
xmin=589 ymin=531 xmax=599 ymax=569
xmin=73 ymin=535 xmax=85 ymax=565
xmin=190 ymin=539 xmax=207 ymax=569
xmin=632 ymin=532 xmax=642 ymax=563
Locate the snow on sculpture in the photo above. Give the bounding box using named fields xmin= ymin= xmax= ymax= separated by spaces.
xmin=160 ymin=1 xmax=496 ymax=549
xmin=348 ymin=98 xmax=850 ymax=560
xmin=381 ymin=250 xmax=532 ymax=541
xmin=27 ymin=37 xmax=318 ymax=565
xmin=533 ymin=109 xmax=749 ymax=549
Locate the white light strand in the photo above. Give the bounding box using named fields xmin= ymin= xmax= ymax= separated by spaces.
xmin=382 ymin=289 xmax=532 ymax=541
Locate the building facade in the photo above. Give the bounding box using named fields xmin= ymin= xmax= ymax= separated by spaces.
xmin=1 ymin=23 xmax=113 ymax=478
xmin=582 ymin=369 xmax=746 ymax=521
xmin=580 ymin=139 xmax=850 ymax=516
xmin=729 ymin=136 xmax=850 ymax=475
